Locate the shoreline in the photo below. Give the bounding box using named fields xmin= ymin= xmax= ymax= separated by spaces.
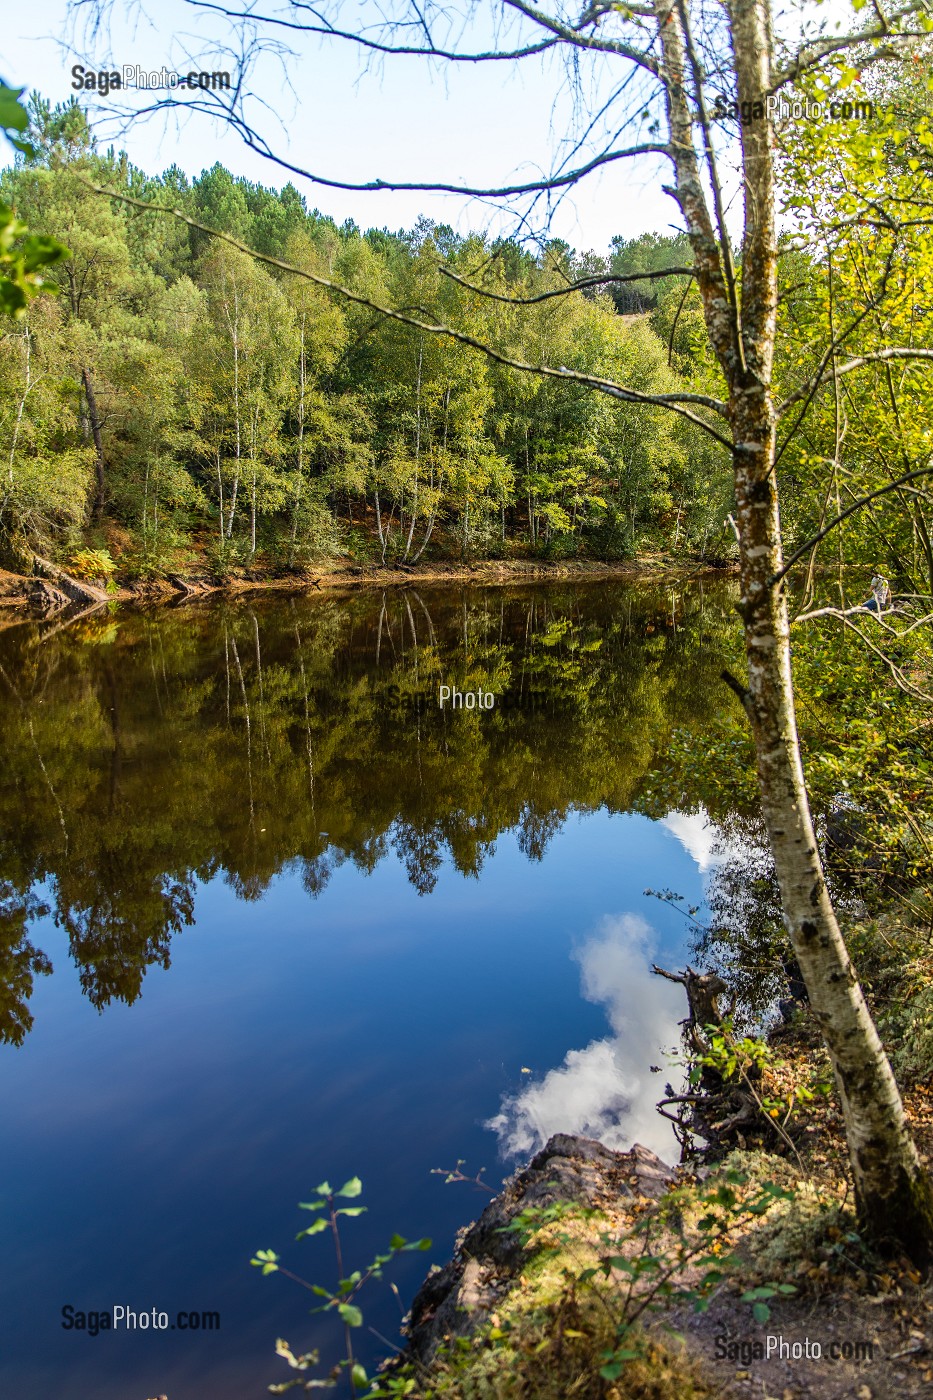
xmin=0 ymin=554 xmax=737 ymax=613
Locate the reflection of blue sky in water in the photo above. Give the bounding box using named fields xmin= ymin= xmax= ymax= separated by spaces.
xmin=487 ymin=811 xmax=725 ymax=1163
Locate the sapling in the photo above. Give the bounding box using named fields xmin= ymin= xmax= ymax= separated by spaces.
xmin=251 ymin=1176 xmax=431 ymax=1396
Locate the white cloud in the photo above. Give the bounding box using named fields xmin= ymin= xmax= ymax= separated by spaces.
xmin=486 ymin=914 xmax=686 ymax=1162
xmin=659 ymin=809 xmax=724 ymax=873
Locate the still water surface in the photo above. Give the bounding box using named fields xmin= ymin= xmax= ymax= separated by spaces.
xmin=0 ymin=580 xmax=738 ymax=1399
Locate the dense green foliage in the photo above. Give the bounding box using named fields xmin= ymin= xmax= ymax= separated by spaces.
xmin=0 ymin=84 xmax=69 ymax=318
xmin=774 ymin=59 xmax=933 ymax=598
xmin=0 ymin=100 xmax=728 ymax=575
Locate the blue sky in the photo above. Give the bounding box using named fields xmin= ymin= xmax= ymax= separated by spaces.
xmin=3 ymin=1 xmax=860 ymax=252
xmin=3 ymin=0 xmax=688 ymax=252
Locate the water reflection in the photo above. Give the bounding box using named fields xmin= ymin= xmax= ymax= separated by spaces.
xmin=660 ymin=809 xmax=724 ymax=873
xmin=0 ymin=581 xmax=747 ymax=1400
xmin=0 ymin=580 xmax=737 ymax=1043
xmin=487 ymin=912 xmax=687 ymax=1160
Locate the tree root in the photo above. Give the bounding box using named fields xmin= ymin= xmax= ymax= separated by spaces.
xmin=652 ymin=963 xmax=799 ymax=1161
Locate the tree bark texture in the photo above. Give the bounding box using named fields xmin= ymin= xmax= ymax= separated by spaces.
xmin=656 ymin=0 xmax=933 ymax=1255
xmin=81 ymin=368 xmax=106 ymax=520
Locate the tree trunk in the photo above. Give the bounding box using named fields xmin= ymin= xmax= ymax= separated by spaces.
xmin=656 ymin=0 xmax=933 ymax=1258
xmin=403 ymin=340 xmax=424 ymax=562
xmin=732 ymin=403 xmax=933 ymax=1255
xmin=290 ymin=314 xmax=307 ymax=567
xmin=81 ymin=368 xmax=106 ymax=520
xmin=215 ymin=450 xmax=224 ymax=545
xmin=226 ymin=279 xmax=242 ymax=539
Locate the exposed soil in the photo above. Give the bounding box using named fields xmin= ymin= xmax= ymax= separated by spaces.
xmin=0 ymin=554 xmax=735 ymax=613
xmin=668 ymin=1280 xmax=933 ymax=1400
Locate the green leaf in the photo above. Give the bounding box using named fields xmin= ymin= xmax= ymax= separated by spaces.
xmin=336 ymin=1206 xmax=367 ymax=1217
xmin=298 ymin=1199 xmax=327 ymax=1212
xmin=337 ymin=1303 xmax=363 ymax=1328
xmin=313 ymin=1181 xmax=332 ymax=1196
xmin=752 ymin=1301 xmax=771 ymax=1323
xmin=296 ymin=1219 xmax=329 ymax=1239
xmin=389 ymin=1234 xmax=407 ymax=1250
xmin=0 ymin=280 xmax=27 ymax=316
xmin=350 ymin=1364 xmax=368 ymax=1388
xmin=336 ymin=1176 xmax=363 ymax=1198
xmin=0 ymin=84 xmax=29 ymax=135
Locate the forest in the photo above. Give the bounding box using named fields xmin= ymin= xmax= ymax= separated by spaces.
xmin=0 ymin=97 xmax=728 ymax=579
xmin=0 ymin=63 xmax=928 ymax=591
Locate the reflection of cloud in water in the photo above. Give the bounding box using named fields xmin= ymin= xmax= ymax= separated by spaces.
xmin=659 ymin=809 xmax=723 ymax=873
xmin=486 ymin=915 xmax=685 ymax=1162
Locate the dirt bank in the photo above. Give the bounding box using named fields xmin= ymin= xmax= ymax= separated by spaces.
xmin=392 ymin=1131 xmax=933 ymax=1400
xmin=0 ymin=555 xmax=735 ymax=613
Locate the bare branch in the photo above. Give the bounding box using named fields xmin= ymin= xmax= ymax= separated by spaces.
xmin=438 ymin=262 xmax=695 ymax=306
xmin=793 ymin=609 xmax=933 ymax=704
xmin=778 ymin=348 xmax=933 ymax=418
xmin=185 ymin=0 xmax=562 ymax=62
xmin=502 ymin=0 xmax=662 ymax=74
xmin=93 ymin=95 xmax=670 ymax=198
xmin=771 ymin=464 xmax=933 ymax=587
xmin=85 ymin=183 xmax=733 ymax=438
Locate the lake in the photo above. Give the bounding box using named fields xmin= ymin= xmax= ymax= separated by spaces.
xmin=0 ymin=578 xmax=740 ymax=1399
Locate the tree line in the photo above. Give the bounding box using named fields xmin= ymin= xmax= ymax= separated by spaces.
xmin=0 ymin=99 xmax=727 ymax=578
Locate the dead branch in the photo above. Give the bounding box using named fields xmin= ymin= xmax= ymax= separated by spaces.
xmin=438 ymin=263 xmax=695 ymax=307
xmin=31 ymin=555 xmax=109 ymax=609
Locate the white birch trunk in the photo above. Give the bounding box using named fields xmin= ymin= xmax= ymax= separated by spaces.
xmin=655 ymin=0 xmax=933 ymax=1252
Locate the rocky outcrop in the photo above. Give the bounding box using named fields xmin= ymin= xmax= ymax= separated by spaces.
xmin=405 ymin=1134 xmax=675 ymax=1367
xmin=30 ymin=556 xmax=109 ymax=611
xmin=27 ymin=578 xmax=72 ymax=614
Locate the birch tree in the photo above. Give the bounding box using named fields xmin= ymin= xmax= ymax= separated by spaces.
xmin=194 ymin=243 xmax=297 ymax=552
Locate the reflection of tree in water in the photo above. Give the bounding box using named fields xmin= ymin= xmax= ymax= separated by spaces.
xmin=692 ymin=815 xmax=867 ymax=1029
xmin=300 ymin=851 xmax=340 ymax=899
xmin=392 ymin=821 xmax=444 ymax=896
xmin=0 ymin=581 xmax=737 ymax=1040
xmin=0 ymin=881 xmax=52 ymax=1045
xmin=62 ymin=874 xmax=196 ymax=1010
xmin=516 ymin=803 xmax=564 ymax=862
xmin=691 ymin=819 xmax=789 ymax=1027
